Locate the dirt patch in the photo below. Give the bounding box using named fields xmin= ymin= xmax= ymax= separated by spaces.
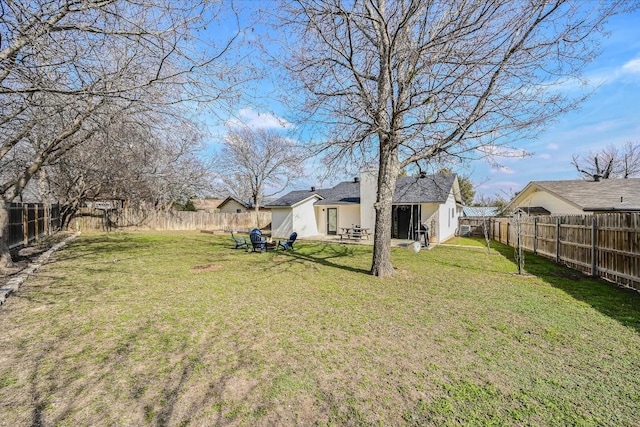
xmin=191 ymin=264 xmax=223 ymax=273
xmin=509 ymin=272 xmax=536 ymax=278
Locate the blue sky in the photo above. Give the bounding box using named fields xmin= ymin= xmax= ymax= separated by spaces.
xmin=475 ymin=10 xmax=640 ymax=198
xmin=204 ymin=4 xmax=640 ymax=201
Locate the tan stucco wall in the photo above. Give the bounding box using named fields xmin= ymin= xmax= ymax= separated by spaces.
xmin=271 ymin=208 xmax=293 ymax=238
xmin=219 ymin=200 xmax=248 ymax=214
xmin=315 ymin=204 xmax=360 ymax=235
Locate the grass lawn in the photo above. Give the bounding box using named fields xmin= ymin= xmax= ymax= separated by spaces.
xmin=1 ymin=231 xmax=639 ymax=426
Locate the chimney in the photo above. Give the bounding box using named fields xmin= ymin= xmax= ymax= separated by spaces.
xmin=311 ymin=186 xmax=316 ymax=192
xmin=354 ymin=177 xmax=360 ymax=183
xmin=593 ymin=174 xmax=601 ymax=182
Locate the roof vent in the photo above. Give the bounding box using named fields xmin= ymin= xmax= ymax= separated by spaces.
xmin=354 ymin=177 xmax=360 ymax=183
xmin=311 ymin=186 xmax=316 ymax=192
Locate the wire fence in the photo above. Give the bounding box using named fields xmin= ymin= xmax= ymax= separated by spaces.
xmin=5 ymin=202 xmax=61 ymax=249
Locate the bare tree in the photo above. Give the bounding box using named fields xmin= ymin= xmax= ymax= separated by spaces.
xmin=216 ymin=126 xmax=306 ymax=215
xmin=571 ymin=145 xmax=617 ymax=180
xmin=276 ymin=0 xmax=631 ymax=276
xmin=474 ymin=195 xmax=497 ymax=255
xmin=42 ymin=111 xmax=213 ymax=227
xmin=572 ymin=142 xmax=640 ymax=180
xmin=513 ymin=211 xmax=525 ymax=275
xmin=618 ymin=142 xmax=640 ymax=178
xmin=0 ymin=0 xmax=243 ymax=268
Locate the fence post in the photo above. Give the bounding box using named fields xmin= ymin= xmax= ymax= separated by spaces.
xmin=591 ymin=215 xmax=598 ymax=277
xmin=35 ymin=204 xmax=40 ymax=242
xmin=506 ymin=221 xmax=510 ymax=246
xmin=23 ymin=203 xmax=29 ymax=245
xmin=555 ymin=216 xmax=561 ymax=263
xmin=533 ymin=217 xmax=538 ymax=255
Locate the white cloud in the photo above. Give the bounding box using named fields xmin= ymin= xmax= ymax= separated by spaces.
xmin=546 ymin=143 xmax=559 ymax=150
xmin=622 ymin=58 xmax=640 ymax=74
xmin=551 ymin=56 xmax=640 ymax=92
xmin=538 ymin=153 xmax=552 ymax=159
xmin=227 ymin=108 xmax=294 ymax=129
xmin=477 ymin=145 xmax=529 ymax=158
xmin=491 ymin=166 xmax=516 ymax=174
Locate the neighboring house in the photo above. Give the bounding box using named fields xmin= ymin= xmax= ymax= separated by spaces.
xmin=509 ymin=179 xmax=640 ymax=215
xmin=217 ymin=197 xmax=251 ymax=213
xmin=266 ymin=171 xmax=463 ymax=242
xmin=462 ymin=206 xmax=501 ymax=217
xmin=218 ymin=196 xmax=272 ymax=214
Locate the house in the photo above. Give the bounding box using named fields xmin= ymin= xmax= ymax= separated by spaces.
xmin=217 ymin=197 xmax=251 ymax=213
xmin=462 ymin=206 xmax=501 ymax=217
xmin=217 ymin=197 xmax=272 ymax=214
xmin=266 ymin=170 xmax=463 ymax=242
xmin=509 ymin=179 xmax=640 ymax=215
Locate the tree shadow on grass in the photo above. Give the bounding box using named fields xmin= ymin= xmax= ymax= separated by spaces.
xmin=275 ymin=243 xmax=371 ymax=275
xmin=491 ymin=241 xmax=640 ymax=335
xmin=19 ymin=315 xmax=271 ymax=427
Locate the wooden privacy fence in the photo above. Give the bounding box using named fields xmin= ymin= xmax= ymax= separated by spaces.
xmin=69 ymin=208 xmax=272 ymax=233
xmin=5 ymin=202 xmax=61 ymax=249
xmin=476 ymin=214 xmax=640 ymax=291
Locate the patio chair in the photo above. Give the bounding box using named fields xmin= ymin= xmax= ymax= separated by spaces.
xmin=249 ymin=228 xmax=266 ymax=253
xmin=278 ymin=232 xmax=297 ymax=251
xmin=231 ymin=232 xmax=247 ymax=249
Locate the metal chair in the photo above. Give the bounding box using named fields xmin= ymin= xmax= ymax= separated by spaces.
xmin=278 ymin=232 xmax=297 ymax=251
xmin=231 ymin=232 xmax=247 ymax=249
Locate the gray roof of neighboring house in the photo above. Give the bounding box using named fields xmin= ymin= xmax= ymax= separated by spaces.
xmin=531 ymin=179 xmax=640 ymax=211
xmin=463 ymin=206 xmax=500 ymax=217
xmin=268 ymin=174 xmax=457 ymax=207
xmin=218 ymin=196 xmax=249 ymax=209
xmin=516 ymin=206 xmax=551 ymax=215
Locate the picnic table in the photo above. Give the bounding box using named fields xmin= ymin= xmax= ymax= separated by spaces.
xmin=339 ymin=227 xmax=371 ymax=240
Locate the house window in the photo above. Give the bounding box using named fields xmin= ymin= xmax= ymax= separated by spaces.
xmin=237 ymin=209 xmax=242 ymax=213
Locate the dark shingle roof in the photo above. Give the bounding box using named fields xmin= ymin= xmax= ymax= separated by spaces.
xmin=516 ymin=206 xmax=551 ymax=215
xmin=393 ymin=174 xmax=456 ymax=203
xmin=315 ymin=181 xmax=360 ymax=205
xmin=269 ymin=174 xmax=458 ymax=207
xmin=533 ymin=179 xmax=640 ymax=211
xmin=266 ymin=190 xmax=322 ymax=207
xmin=218 ymin=196 xmax=249 ymax=209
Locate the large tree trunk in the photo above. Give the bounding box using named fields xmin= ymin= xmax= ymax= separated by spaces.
xmin=371 ymin=143 xmax=400 ymax=277
xmin=0 ymin=203 xmax=14 ymax=269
